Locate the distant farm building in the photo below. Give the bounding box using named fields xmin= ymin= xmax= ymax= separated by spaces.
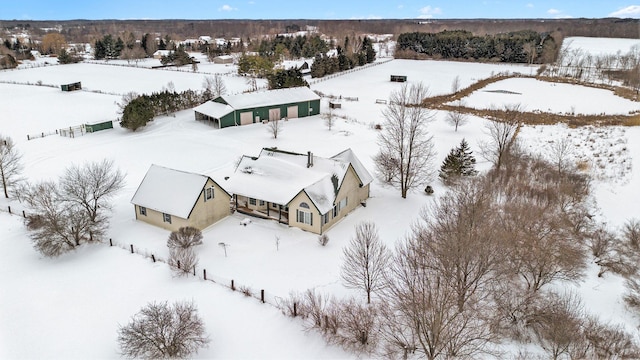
xmin=60 ymin=81 xmax=82 ymax=91
xmin=212 ymin=55 xmax=234 ymax=64
xmin=390 ymin=75 xmax=407 ymax=82
xmin=329 ymin=101 xmax=341 ymax=109
xmin=131 ymin=165 xmax=231 ymax=231
xmin=194 ymin=86 xmax=321 ymax=129
xmin=85 ymin=120 xmax=113 ymax=133
xmin=223 ymin=147 xmax=372 ymax=235
xmin=152 ymin=50 xmax=171 ymax=59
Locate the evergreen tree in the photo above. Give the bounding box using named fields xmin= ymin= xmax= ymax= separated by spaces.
xmin=268 ymin=68 xmax=308 ymax=89
xmin=439 ymin=138 xmax=478 ymax=185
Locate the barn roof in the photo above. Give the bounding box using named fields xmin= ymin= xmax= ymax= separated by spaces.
xmin=193 ymin=101 xmax=234 ymax=119
xmin=218 ymin=87 xmax=320 ymax=110
xmin=131 ymin=164 xmax=210 ymax=219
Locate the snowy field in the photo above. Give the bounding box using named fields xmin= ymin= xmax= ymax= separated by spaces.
xmin=2 ymin=39 xmax=640 ymax=358
xmin=459 ymin=77 xmax=640 ymax=115
xmin=562 ymin=36 xmax=640 ymax=58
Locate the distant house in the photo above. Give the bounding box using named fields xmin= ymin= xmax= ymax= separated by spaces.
xmin=194 ymin=86 xmax=321 ymax=129
xmin=223 ymin=148 xmax=373 ymax=234
xmin=131 ymin=165 xmax=231 ymax=231
xmin=152 ymin=50 xmax=171 ymax=59
xmin=212 ymin=55 xmax=234 ymax=64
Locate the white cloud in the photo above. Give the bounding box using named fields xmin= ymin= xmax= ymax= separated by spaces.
xmin=398 ymin=4 xmax=405 ymax=9
xmin=526 ymin=3 xmax=534 ymax=8
xmin=547 ymin=8 xmax=561 ymax=15
xmin=609 ymin=5 xmax=640 ymax=17
xmin=218 ymin=4 xmax=236 ymax=12
xmin=418 ymin=5 xmax=442 ymax=19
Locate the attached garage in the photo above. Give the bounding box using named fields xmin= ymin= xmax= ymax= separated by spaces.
xmin=194 ymin=87 xmax=320 ymax=129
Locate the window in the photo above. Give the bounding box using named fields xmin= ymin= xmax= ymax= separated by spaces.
xmin=300 ymin=202 xmax=310 ymax=209
xmin=205 ymin=187 xmax=214 ymax=201
xmin=139 ymin=206 xmax=147 ymax=216
xmin=259 ymin=200 xmax=265 ymax=206
xmin=249 ymin=198 xmax=256 ymax=206
xmin=297 ymin=210 xmax=313 ymax=225
xmin=163 ymin=213 xmax=171 ymax=224
xmin=339 ymin=197 xmax=348 ymax=210
xmin=322 ymin=212 xmax=330 ymax=225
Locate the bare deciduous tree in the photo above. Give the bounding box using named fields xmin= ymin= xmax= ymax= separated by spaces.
xmin=322 ymin=108 xmax=335 ymax=130
xmin=268 ymin=117 xmax=282 ymax=139
xmin=24 ymin=181 xmax=95 ymax=257
xmin=445 ymin=100 xmax=468 ymax=132
xmin=245 ymin=76 xmax=258 ymax=92
xmin=117 ymin=91 xmax=139 ymax=117
xmin=60 ymin=159 xmax=125 ymax=224
xmin=547 ymin=136 xmax=575 ymax=175
xmin=421 ymin=179 xmax=499 ymax=312
xmin=202 ymin=74 xmax=227 ymax=100
xmin=24 ymin=159 xmax=125 ymax=257
xmin=450 ymin=75 xmax=461 ymax=94
xmin=333 ymin=298 xmax=379 ymax=352
xmin=480 ymin=104 xmax=522 ymax=170
xmin=382 ymin=237 xmax=495 ymax=360
xmin=373 ymin=150 xmax=399 ymax=184
xmin=117 ymin=300 xmax=210 ymax=359
xmin=375 ymin=82 xmax=436 ymax=198
xmin=0 ymin=135 xmax=23 ymax=198
xmin=169 ymin=247 xmax=199 ymax=277
xmin=341 ymin=222 xmax=391 ymax=304
xmin=167 ymin=226 xmax=203 ymax=249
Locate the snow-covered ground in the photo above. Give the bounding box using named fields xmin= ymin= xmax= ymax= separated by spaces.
xmin=562 ymin=36 xmax=640 ymax=59
xmin=459 ymin=77 xmax=640 ymax=115
xmin=2 ymin=38 xmax=640 ymax=358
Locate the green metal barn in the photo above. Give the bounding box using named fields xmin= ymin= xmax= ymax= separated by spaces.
xmin=194 ymin=87 xmax=321 ymax=129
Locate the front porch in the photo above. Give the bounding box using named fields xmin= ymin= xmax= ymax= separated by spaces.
xmin=233 ymin=195 xmax=289 ymax=225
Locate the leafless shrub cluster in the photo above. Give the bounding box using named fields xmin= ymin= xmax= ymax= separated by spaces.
xmin=23 ymin=159 xmax=125 ymax=257
xmin=167 ymin=226 xmax=203 ymax=249
xmin=117 ymin=300 xmax=210 ymax=359
xmin=168 ymin=247 xmax=198 ymax=277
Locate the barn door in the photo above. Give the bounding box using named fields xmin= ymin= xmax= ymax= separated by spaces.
xmin=240 ymin=111 xmax=253 ymax=125
xmin=287 ymin=106 xmax=298 ymax=119
xmin=269 ymin=108 xmax=281 ymax=121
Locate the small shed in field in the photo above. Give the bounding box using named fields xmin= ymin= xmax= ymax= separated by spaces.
xmin=194 ymin=86 xmax=321 ymax=129
xmin=85 ymin=120 xmax=113 ymax=133
xmin=329 ymin=101 xmax=341 ymax=109
xmin=390 ymin=75 xmax=407 ymax=82
xmin=61 ymin=81 xmax=82 ymax=91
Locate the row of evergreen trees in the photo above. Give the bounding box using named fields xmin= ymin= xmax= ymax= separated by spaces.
xmin=396 ymin=30 xmax=558 ymax=64
xmin=256 ymin=34 xmax=329 ymax=60
xmin=120 ymin=90 xmax=205 ymax=131
xmin=310 ymin=36 xmax=376 ymax=78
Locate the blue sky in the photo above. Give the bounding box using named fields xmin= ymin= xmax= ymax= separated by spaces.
xmin=2 ymin=1 xmax=640 ymax=20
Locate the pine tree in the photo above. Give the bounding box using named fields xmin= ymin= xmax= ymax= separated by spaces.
xmin=439 ymin=138 xmax=477 ymax=185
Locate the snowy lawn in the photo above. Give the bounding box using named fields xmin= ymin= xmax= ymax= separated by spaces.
xmin=562 ymin=36 xmax=640 ymax=59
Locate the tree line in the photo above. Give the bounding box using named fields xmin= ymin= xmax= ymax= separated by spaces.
xmin=395 ymin=29 xmax=560 ymax=64
xmin=310 ymin=36 xmax=376 ymax=78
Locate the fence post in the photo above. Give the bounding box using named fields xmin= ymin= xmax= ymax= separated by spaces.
xmin=151 ymin=254 xmax=156 ymax=262
xmin=193 ymin=266 xmax=196 ymax=276
xmin=130 ymin=244 xmax=134 ymax=253
xmin=203 ymin=269 xmax=207 ymax=280
xmin=261 ymin=289 xmax=265 ymax=303
xmin=27 ymin=135 xmax=30 ymax=140
xmin=293 ymin=302 xmax=297 ymax=317
xmin=22 ymin=210 xmax=26 ymax=217
xmin=177 ymin=260 xmax=181 ymax=269
xmin=231 ymin=279 xmax=235 ymax=291
xmin=109 ymin=238 xmax=113 ymax=246
xmin=7 ymin=206 xmax=11 ymax=214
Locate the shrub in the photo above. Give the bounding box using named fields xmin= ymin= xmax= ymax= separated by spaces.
xmin=424 ymin=185 xmax=434 ymax=195
xmin=318 ymin=234 xmax=330 ymax=246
